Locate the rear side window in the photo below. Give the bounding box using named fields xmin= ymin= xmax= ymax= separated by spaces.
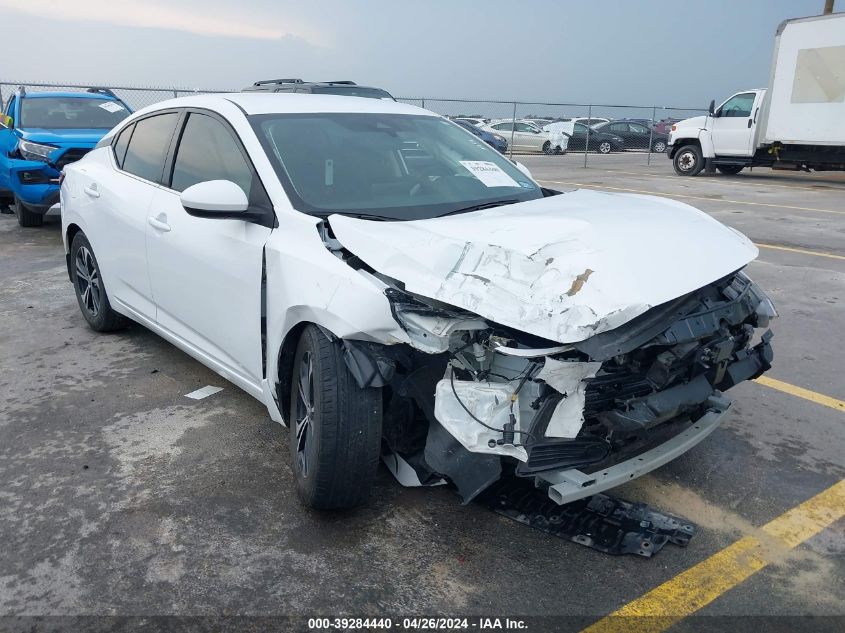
xmin=122 ymin=112 xmax=179 ymax=183
xmin=170 ymin=113 xmax=253 ymax=195
xmin=112 ymin=123 xmax=134 ymax=168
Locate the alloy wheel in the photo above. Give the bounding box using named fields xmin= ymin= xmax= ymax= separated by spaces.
xmin=599 ymin=141 xmax=611 ymax=154
xmin=653 ymin=141 xmax=667 ymax=153
xmin=75 ymin=246 xmax=102 ymax=317
xmin=295 ymin=351 xmax=316 ymax=477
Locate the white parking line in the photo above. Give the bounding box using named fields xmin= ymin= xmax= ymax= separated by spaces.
xmin=185 ymin=385 xmax=224 ymax=400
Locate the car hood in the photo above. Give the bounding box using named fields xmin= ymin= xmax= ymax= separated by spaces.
xmin=674 ymin=115 xmax=708 ymax=130
xmin=329 ymin=189 xmax=757 ymax=344
xmin=17 ymin=128 xmax=107 ymax=146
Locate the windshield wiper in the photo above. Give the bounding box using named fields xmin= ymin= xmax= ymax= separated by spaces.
xmin=437 ymin=199 xmax=519 ymax=218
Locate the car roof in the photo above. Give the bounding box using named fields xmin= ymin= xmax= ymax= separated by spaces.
xmin=129 ymin=92 xmax=428 ymax=118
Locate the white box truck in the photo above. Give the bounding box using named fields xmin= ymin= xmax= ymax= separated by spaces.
xmin=668 ymin=12 xmax=845 ymax=176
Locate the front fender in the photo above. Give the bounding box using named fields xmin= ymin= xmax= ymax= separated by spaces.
xmin=263 ymin=216 xmax=409 ymax=422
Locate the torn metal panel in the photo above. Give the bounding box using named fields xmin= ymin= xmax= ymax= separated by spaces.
xmin=328 ymin=189 xmax=758 ymax=345
xmin=535 ymin=357 xmax=602 ymax=438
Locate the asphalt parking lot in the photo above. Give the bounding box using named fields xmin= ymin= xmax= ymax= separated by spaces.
xmin=1 ymin=153 xmax=843 ymax=631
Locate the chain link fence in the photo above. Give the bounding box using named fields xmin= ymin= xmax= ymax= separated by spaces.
xmin=1 ymin=80 xmax=705 ymax=166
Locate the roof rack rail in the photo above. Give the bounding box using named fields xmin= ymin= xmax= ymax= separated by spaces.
xmin=322 ymin=81 xmax=357 ymax=85
xmin=87 ymin=87 xmax=118 ymax=98
xmin=253 ymin=78 xmax=304 ymax=86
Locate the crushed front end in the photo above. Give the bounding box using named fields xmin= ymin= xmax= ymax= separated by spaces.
xmin=343 ymin=268 xmax=775 ymax=506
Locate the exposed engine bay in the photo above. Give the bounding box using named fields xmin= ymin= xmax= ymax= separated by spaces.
xmin=319 ymin=217 xmax=776 ymax=506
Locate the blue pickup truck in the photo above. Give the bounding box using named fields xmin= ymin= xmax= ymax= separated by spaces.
xmin=0 ymin=87 xmax=131 ymax=226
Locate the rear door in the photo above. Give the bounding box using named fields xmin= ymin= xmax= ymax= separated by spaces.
xmin=83 ymin=112 xmax=180 ymax=319
xmin=145 ymin=110 xmax=273 ymax=395
xmin=710 ymin=92 xmax=757 ymax=156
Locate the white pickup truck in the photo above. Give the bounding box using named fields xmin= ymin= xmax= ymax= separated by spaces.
xmin=668 ymin=12 xmax=845 ymax=176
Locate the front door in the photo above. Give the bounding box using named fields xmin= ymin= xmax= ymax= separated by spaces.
xmin=145 ymin=111 xmax=272 ymax=394
xmin=710 ymin=92 xmax=758 ymax=156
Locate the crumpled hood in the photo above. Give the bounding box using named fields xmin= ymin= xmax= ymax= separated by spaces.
xmin=329 ymin=189 xmax=757 ymax=344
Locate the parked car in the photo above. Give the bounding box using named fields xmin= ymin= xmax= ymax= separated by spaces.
xmin=593 ymin=120 xmax=669 ymax=152
xmin=545 ymin=117 xmax=610 ymax=128
xmin=0 ymin=87 xmax=131 ymax=226
xmin=653 ymin=118 xmax=682 ymax=135
xmin=61 ymin=93 xmax=775 ymax=512
xmin=243 ymin=78 xmax=395 ymax=100
xmin=454 ymin=117 xmax=486 ymax=127
xmin=453 ymin=119 xmax=508 ymax=153
xmin=480 ymin=119 xmax=550 ymax=153
xmin=564 ymin=122 xmax=625 ymax=153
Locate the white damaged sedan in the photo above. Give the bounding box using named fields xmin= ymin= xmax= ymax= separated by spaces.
xmin=61 ymin=94 xmax=776 ymax=509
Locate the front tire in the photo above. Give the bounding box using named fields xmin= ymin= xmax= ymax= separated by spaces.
xmin=70 ymin=232 xmax=128 ymax=332
xmin=289 ymin=325 xmax=382 ymax=510
xmin=14 ymin=197 xmax=44 ymax=227
xmin=597 ymin=141 xmax=612 ymax=154
xmin=542 ymin=141 xmax=554 ymax=155
xmin=673 ymin=145 xmax=704 ymax=176
xmin=652 ymin=140 xmax=667 ymax=153
xmin=717 ymin=165 xmax=744 ymax=175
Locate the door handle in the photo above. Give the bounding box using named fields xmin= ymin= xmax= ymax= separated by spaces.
xmin=148 ymin=215 xmax=171 ymax=232
xmin=747 ymin=119 xmax=752 ymax=128
xmin=83 ymin=184 xmax=100 ymax=198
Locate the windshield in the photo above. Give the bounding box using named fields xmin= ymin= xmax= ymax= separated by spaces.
xmin=250 ymin=113 xmax=542 ymax=221
xmin=311 ymin=86 xmax=394 ymax=100
xmin=19 ymin=97 xmax=130 ymax=129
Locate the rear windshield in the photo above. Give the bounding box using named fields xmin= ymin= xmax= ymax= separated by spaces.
xmin=251 ymin=113 xmax=541 ymax=221
xmin=310 ymin=86 xmax=394 ymax=100
xmin=19 ymin=97 xmax=130 ymax=129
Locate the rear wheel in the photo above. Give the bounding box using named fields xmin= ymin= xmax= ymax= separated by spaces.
xmin=673 ymin=145 xmax=704 ymax=176
xmin=289 ymin=325 xmax=382 ymax=510
xmin=597 ymin=141 xmax=612 ymax=154
xmin=542 ymin=141 xmax=554 ymax=155
xmin=717 ymin=165 xmax=744 ymax=175
xmin=70 ymin=232 xmax=128 ymax=332
xmin=13 ymin=197 xmax=44 ymax=227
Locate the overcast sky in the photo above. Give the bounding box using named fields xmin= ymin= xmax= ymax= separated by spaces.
xmin=0 ymin=0 xmax=832 ymax=109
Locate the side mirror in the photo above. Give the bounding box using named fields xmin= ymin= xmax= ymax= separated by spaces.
xmin=181 ymin=180 xmax=249 ymax=219
xmin=708 ymin=99 xmax=716 ymax=116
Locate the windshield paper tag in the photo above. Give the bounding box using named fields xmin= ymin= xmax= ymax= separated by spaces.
xmin=459 ymin=161 xmax=519 ymax=188
xmin=98 ymin=102 xmax=125 ymax=113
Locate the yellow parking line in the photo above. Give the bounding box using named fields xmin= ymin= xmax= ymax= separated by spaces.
xmin=754 ymin=375 xmax=845 ymax=413
xmin=537 ymin=180 xmax=845 ymax=215
xmin=754 ymin=243 xmax=845 ymax=261
xmin=581 ymin=479 xmax=845 ymax=633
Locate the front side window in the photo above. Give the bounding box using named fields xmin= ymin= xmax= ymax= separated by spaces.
xmin=19 ymin=97 xmax=130 ymax=129
xmin=121 ymin=113 xmax=179 ymax=183
xmin=170 ymin=113 xmax=253 ymax=195
xmin=492 ymin=122 xmax=512 ymax=131
xmin=719 ymin=93 xmax=755 ymax=118
xmin=251 ymin=113 xmax=541 ymax=221
xmin=514 ymin=123 xmax=536 ymax=133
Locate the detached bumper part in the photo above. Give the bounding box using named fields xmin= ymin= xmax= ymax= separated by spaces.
xmin=541 ymin=394 xmax=729 ymax=505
